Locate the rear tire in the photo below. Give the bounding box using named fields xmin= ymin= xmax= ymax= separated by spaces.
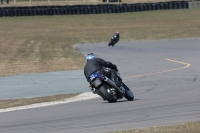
xmin=99 ymin=85 xmax=117 ymax=103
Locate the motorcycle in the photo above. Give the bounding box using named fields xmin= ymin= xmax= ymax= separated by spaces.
xmin=88 ymin=68 xmax=134 ymax=103
xmin=108 ymin=35 xmax=119 ymax=47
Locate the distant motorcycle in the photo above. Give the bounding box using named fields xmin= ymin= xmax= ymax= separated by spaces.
xmin=89 ymin=67 xmax=134 ymax=103
xmin=108 ymin=34 xmax=119 ymax=47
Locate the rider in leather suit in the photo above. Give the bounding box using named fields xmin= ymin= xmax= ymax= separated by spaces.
xmin=113 ymin=31 xmax=120 ymax=42
xmin=84 ymin=53 xmax=121 ymax=87
xmin=109 ymin=31 xmax=120 ymax=46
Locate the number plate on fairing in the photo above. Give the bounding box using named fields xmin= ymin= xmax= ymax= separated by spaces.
xmin=92 ymin=78 xmax=102 ymax=88
xmin=89 ymin=75 xmax=96 ymax=82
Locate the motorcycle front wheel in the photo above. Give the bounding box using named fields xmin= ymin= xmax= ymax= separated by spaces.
xmin=99 ymin=85 xmax=117 ymax=103
xmin=123 ymin=84 xmax=134 ymax=101
xmin=108 ymin=40 xmax=113 ymax=46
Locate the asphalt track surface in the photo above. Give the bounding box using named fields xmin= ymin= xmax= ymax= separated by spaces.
xmin=0 ymin=70 xmax=88 ymax=100
xmin=0 ymin=38 xmax=200 ymax=133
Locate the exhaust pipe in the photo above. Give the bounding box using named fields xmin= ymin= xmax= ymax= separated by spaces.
xmin=104 ymin=77 xmax=125 ymax=95
xmin=104 ymin=77 xmax=120 ymax=90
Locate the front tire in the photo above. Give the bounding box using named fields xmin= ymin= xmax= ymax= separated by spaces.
xmin=99 ymin=85 xmax=117 ymax=103
xmin=123 ymin=84 xmax=134 ymax=101
xmin=108 ymin=40 xmax=112 ymax=46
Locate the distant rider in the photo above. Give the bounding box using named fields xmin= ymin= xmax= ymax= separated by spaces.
xmin=109 ymin=31 xmax=120 ymax=46
xmin=84 ymin=53 xmax=121 ymax=87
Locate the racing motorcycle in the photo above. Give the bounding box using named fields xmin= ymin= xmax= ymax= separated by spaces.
xmin=88 ymin=68 xmax=134 ymax=103
xmin=108 ymin=35 xmax=119 ymax=47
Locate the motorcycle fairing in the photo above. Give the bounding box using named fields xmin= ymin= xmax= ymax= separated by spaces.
xmin=89 ymin=73 xmax=106 ymax=88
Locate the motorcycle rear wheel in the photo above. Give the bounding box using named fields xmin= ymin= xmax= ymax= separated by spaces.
xmin=99 ymin=85 xmax=117 ymax=103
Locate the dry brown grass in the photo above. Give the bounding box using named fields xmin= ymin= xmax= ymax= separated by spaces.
xmin=0 ymin=8 xmax=200 ymax=77
xmin=0 ymin=93 xmax=81 ymax=109
xmin=108 ymin=121 xmax=200 ymax=133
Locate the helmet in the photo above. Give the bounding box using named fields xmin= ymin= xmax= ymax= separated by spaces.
xmin=116 ymin=31 xmax=120 ymax=34
xmin=86 ymin=53 xmax=96 ymax=61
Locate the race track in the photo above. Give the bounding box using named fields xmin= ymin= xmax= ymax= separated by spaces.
xmin=0 ymin=38 xmax=200 ymax=133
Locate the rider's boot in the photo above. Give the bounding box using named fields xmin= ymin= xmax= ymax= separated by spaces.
xmin=111 ymin=71 xmax=121 ymax=87
xmin=114 ymin=78 xmax=125 ymax=95
xmin=111 ymin=73 xmax=119 ymax=86
xmin=114 ymin=77 xmax=122 ymax=87
xmin=111 ymin=71 xmax=125 ymax=95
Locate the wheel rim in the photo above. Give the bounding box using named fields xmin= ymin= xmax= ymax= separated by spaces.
xmin=107 ymin=88 xmax=117 ymax=98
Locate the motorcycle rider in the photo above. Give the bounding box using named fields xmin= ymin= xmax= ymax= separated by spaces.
xmin=109 ymin=31 xmax=120 ymax=47
xmin=84 ymin=53 xmax=121 ymax=88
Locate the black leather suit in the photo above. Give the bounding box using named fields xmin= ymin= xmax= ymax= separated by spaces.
xmin=84 ymin=58 xmax=117 ymax=82
xmin=112 ymin=33 xmax=120 ymax=43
